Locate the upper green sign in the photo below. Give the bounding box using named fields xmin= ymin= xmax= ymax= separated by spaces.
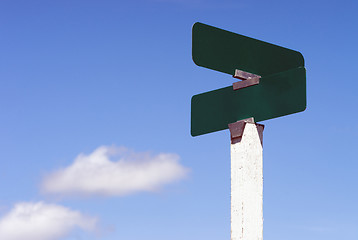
xmin=192 ymin=22 xmax=304 ymax=77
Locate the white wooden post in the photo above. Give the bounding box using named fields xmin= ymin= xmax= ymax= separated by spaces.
xmin=230 ymin=122 xmax=264 ymax=240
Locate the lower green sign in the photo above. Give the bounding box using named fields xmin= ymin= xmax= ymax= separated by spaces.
xmin=191 ymin=67 xmax=306 ymax=137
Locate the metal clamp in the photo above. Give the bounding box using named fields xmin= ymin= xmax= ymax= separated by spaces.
xmin=228 ymin=117 xmax=264 ymax=144
xmin=233 ymin=69 xmax=261 ymax=90
xmin=228 ymin=117 xmax=255 ymax=139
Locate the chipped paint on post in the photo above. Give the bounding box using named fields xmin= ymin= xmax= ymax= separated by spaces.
xmin=231 ymin=123 xmax=263 ymax=240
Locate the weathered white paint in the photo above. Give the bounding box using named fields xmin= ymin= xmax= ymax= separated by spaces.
xmin=231 ymin=123 xmax=263 ymax=240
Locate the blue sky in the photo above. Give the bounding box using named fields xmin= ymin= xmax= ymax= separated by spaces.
xmin=0 ymin=0 xmax=357 ymax=239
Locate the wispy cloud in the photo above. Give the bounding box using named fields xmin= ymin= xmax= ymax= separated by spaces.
xmin=42 ymin=145 xmax=189 ymax=197
xmin=0 ymin=202 xmax=97 ymax=240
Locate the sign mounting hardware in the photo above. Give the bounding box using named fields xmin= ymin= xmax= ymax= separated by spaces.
xmin=228 ymin=117 xmax=264 ymax=143
xmin=232 ymin=69 xmax=261 ymax=90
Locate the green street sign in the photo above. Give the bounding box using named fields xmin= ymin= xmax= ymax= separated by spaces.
xmin=191 ymin=67 xmax=306 ymax=137
xmin=192 ymin=22 xmax=304 ymax=77
xmin=191 ymin=22 xmax=306 ymax=137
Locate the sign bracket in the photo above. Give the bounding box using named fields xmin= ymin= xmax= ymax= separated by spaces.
xmin=228 ymin=117 xmax=264 ymax=144
xmin=233 ymin=69 xmax=261 ymax=90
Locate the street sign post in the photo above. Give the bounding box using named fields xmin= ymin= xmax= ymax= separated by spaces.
xmin=231 ymin=121 xmax=264 ymax=240
xmin=190 ymin=22 xmax=307 ymax=240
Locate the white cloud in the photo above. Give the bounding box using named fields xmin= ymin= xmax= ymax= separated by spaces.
xmin=0 ymin=202 xmax=97 ymax=240
xmin=42 ymin=146 xmax=189 ymax=197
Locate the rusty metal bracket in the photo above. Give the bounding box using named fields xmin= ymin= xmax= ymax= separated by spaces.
xmin=228 ymin=117 xmax=264 ymax=144
xmin=228 ymin=117 xmax=255 ymax=139
xmin=233 ymin=69 xmax=261 ymax=90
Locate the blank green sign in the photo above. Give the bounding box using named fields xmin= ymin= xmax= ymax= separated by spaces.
xmin=191 ymin=67 xmax=306 ymax=136
xmin=191 ymin=22 xmax=307 ymax=137
xmin=192 ymin=22 xmax=304 ymax=77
